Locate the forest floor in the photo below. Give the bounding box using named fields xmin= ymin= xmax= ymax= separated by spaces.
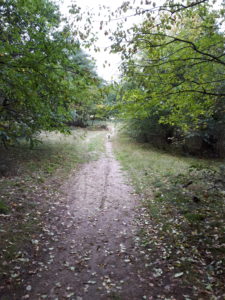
xmin=0 ymin=127 xmax=225 ymax=300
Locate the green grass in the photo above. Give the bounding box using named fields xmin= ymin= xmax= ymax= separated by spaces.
xmin=0 ymin=200 xmax=9 ymax=214
xmin=113 ymin=133 xmax=225 ymax=298
xmin=0 ymin=129 xmax=105 ymax=178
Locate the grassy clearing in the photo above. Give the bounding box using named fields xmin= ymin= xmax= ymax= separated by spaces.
xmin=0 ymin=129 xmax=106 ymax=294
xmin=113 ymin=133 xmax=225 ymax=299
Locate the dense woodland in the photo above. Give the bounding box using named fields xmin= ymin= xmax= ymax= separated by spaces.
xmin=0 ymin=0 xmax=225 ymax=157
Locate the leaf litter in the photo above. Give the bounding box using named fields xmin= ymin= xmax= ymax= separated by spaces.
xmin=2 ymin=131 xmax=225 ymax=299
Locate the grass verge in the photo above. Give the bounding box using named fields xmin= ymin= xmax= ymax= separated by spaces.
xmin=113 ymin=133 xmax=225 ymax=299
xmin=0 ymin=129 xmax=106 ymax=297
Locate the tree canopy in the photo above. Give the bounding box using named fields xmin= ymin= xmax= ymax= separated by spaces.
xmin=1 ymin=0 xmax=225 ymax=156
xmin=0 ymin=0 xmax=102 ymax=146
xmin=108 ymin=0 xmax=225 ymax=130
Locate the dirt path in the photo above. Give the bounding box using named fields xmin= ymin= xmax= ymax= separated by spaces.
xmin=24 ymin=137 xmax=151 ymax=300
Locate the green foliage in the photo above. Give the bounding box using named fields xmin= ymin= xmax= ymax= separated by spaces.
xmin=123 ymin=117 xmax=174 ymax=148
xmin=0 ymin=0 xmax=102 ymax=145
xmin=110 ymin=0 xmax=225 ymax=156
xmin=118 ymin=3 xmax=225 ymax=125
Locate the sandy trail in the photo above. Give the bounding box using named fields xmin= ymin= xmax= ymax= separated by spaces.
xmin=25 ymin=137 xmax=150 ymax=300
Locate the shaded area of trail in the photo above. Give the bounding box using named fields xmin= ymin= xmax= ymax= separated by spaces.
xmin=25 ymin=139 xmax=150 ymax=300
